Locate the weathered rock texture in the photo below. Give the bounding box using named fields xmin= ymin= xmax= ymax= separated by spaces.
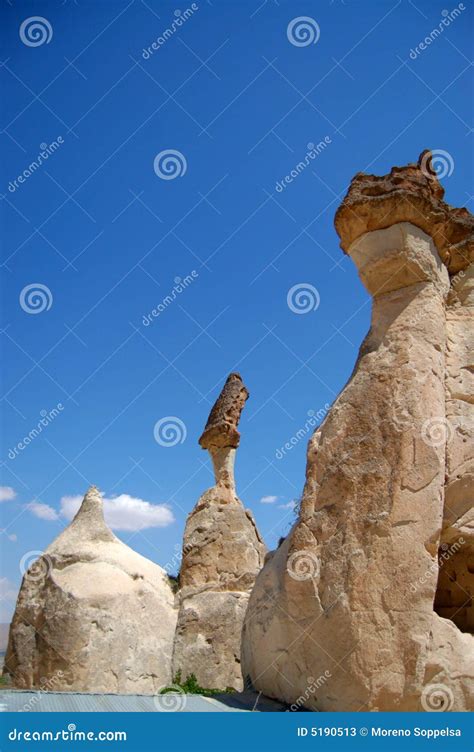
xmin=4 ymin=487 xmax=177 ymax=693
xmin=172 ymin=373 xmax=266 ymax=690
xmin=242 ymin=152 xmax=474 ymax=711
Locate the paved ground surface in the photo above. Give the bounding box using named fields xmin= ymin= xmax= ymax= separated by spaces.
xmin=0 ymin=690 xmax=288 ymax=712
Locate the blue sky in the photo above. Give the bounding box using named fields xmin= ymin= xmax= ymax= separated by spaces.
xmin=1 ymin=0 xmax=472 ymax=621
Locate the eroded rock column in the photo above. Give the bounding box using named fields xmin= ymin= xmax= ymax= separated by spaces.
xmin=172 ymin=373 xmax=266 ymax=690
xmin=242 ymin=153 xmax=474 ymax=711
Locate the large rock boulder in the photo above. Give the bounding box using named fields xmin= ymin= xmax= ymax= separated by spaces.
xmin=172 ymin=373 xmax=266 ymax=690
xmin=242 ymin=152 xmax=474 ymax=711
xmin=4 ymin=487 xmax=177 ymax=693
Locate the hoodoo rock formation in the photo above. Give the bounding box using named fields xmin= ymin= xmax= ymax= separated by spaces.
xmin=242 ymin=152 xmax=474 ymax=711
xmin=172 ymin=373 xmax=266 ymax=690
xmin=4 ymin=487 xmax=177 ymax=693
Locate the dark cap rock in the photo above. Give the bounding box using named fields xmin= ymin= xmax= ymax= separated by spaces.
xmin=199 ymin=373 xmax=249 ymax=450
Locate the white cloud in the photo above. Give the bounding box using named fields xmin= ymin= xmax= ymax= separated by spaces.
xmin=26 ymin=492 xmax=175 ymax=532
xmin=60 ymin=493 xmax=175 ymax=532
xmin=278 ymin=500 xmax=296 ymax=510
xmin=27 ymin=501 xmax=59 ymax=521
xmin=0 ymin=486 xmax=16 ymax=502
xmin=0 ymin=529 xmax=17 ymax=542
xmin=260 ymin=495 xmax=278 ymax=504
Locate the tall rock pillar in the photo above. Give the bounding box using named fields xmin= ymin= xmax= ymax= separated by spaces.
xmin=172 ymin=373 xmax=266 ymax=690
xmin=241 ymin=152 xmax=474 ymax=711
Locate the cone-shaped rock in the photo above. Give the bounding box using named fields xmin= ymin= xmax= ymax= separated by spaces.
xmin=4 ymin=487 xmax=177 ymax=693
xmin=242 ymin=153 xmax=474 ymax=711
xmin=172 ymin=373 xmax=266 ymax=690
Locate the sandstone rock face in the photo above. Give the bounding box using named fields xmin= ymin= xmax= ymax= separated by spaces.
xmin=173 ymin=374 xmax=266 ymax=690
xmin=334 ymin=150 xmax=474 ymax=275
xmin=4 ymin=487 xmax=177 ymax=694
xmin=438 ymin=264 xmax=474 ymax=633
xmin=242 ymin=154 xmax=474 ymax=711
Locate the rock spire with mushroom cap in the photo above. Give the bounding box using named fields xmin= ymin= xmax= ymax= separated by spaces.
xmin=172 ymin=372 xmax=266 ymax=691
xmin=242 ymin=151 xmax=474 ymax=711
xmin=199 ymin=372 xmax=250 ymax=494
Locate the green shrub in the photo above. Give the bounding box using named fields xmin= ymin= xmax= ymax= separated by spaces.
xmin=167 ymin=574 xmax=179 ymax=593
xmin=160 ymin=671 xmax=234 ymax=696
